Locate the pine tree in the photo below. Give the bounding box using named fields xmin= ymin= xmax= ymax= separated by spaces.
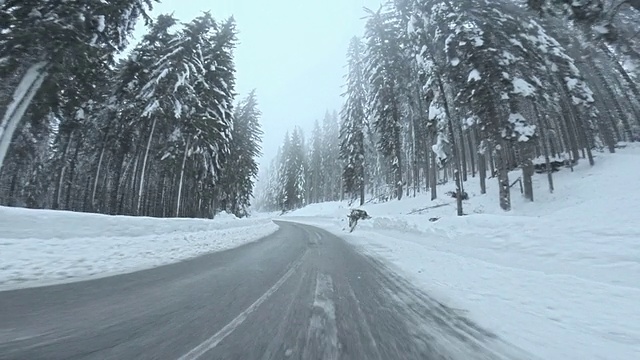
xmin=307 ymin=120 xmax=324 ymax=204
xmin=321 ymin=111 xmax=342 ymax=201
xmin=0 ymin=0 xmax=155 ymax=170
xmin=364 ymin=7 xmax=404 ymax=200
xmin=217 ymin=90 xmax=263 ymax=217
xmin=340 ymin=37 xmax=367 ymax=206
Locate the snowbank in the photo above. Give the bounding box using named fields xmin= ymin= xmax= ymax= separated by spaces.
xmin=283 ymin=144 xmax=640 ymax=359
xmin=0 ymin=209 xmax=278 ymax=290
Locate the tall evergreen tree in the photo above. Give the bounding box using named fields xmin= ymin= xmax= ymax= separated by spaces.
xmin=0 ymin=0 xmax=155 ymax=170
xmin=340 ymin=37 xmax=367 ymax=206
xmin=364 ymin=7 xmax=405 ymax=200
xmin=217 ymin=90 xmax=263 ymax=217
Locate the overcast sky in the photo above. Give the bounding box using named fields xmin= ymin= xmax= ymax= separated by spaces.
xmin=133 ymin=0 xmax=383 ymax=168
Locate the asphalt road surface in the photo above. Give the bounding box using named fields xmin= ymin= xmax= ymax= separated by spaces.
xmin=0 ymin=221 xmax=532 ymax=360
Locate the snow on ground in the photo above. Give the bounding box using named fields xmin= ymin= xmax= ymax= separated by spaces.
xmin=0 ymin=209 xmax=278 ymax=291
xmin=283 ymin=144 xmax=640 ymax=360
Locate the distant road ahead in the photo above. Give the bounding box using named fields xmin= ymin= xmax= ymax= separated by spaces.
xmin=0 ymin=221 xmax=529 ymax=360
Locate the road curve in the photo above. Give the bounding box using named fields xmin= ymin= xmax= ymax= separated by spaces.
xmin=0 ymin=221 xmax=531 ymax=360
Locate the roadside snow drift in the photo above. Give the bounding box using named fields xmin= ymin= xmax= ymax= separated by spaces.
xmin=283 ymin=144 xmax=640 ymax=360
xmin=0 ymin=209 xmax=278 ymax=290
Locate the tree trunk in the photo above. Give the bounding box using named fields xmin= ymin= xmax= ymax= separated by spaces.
xmin=457 ymin=122 xmax=468 ymax=182
xmin=478 ymin=144 xmax=487 ymax=195
xmin=109 ymin=150 xmax=127 ymax=215
xmin=176 ymin=138 xmax=190 ymax=217
xmin=429 ymin=138 xmax=438 ymax=201
xmin=127 ymin=151 xmax=141 ymax=215
xmin=160 ymin=174 xmax=167 ymax=217
xmin=64 ymin=141 xmax=81 ymax=210
xmin=82 ymin=177 xmax=91 ymax=212
xmin=437 ymin=77 xmax=463 ymax=215
xmin=7 ymin=170 xmax=18 ymax=207
xmin=0 ymin=61 xmax=49 ymax=171
xmin=541 ymin=120 xmax=555 ymax=193
xmin=600 ymin=44 xmax=640 ymax=127
xmin=359 ymin=157 xmax=365 ymax=206
xmin=136 ymin=118 xmax=157 ymax=214
xmin=91 ymin=140 xmax=107 ymax=210
xmin=53 ymin=130 xmax=75 ymax=210
xmin=469 ymin=129 xmax=477 ymax=178
xmin=522 ymin=146 xmax=534 ymax=202
xmin=496 ymin=143 xmax=511 ymax=211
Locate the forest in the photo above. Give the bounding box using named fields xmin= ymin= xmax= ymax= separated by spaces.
xmin=0 ymin=1 xmax=263 ymax=218
xmin=257 ymin=0 xmax=640 ymax=215
xmin=1 ymin=0 xmax=639 ymax=219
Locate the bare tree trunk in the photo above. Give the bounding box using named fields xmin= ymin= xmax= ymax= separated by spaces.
xmin=64 ymin=141 xmax=81 ymax=210
xmin=53 ymin=130 xmax=75 ymax=210
xmin=109 ymin=150 xmax=127 ymax=215
xmin=136 ymin=117 xmax=156 ymax=215
xmin=82 ymin=177 xmax=91 ymax=212
xmin=91 ymin=140 xmax=107 ymax=209
xmin=495 ymin=142 xmax=511 ymax=211
xmin=429 ymin=139 xmax=437 ymax=201
xmin=437 ymin=77 xmax=463 ymax=215
xmin=127 ymin=150 xmax=141 ymax=215
xmin=160 ymin=174 xmax=167 ymax=217
xmin=478 ymin=137 xmax=487 ymax=195
xmin=556 ymin=91 xmax=581 ymax=162
xmin=522 ymin=145 xmax=534 ymax=202
xmin=487 ymin=142 xmax=497 ymax=178
xmin=469 ymin=129 xmax=477 ymax=178
xmin=7 ymin=170 xmax=18 ymax=206
xmin=600 ymin=44 xmax=640 ymax=127
xmin=176 ymin=138 xmax=190 ymax=217
xmin=541 ymin=120 xmax=555 ymax=193
xmin=0 ymin=62 xmax=49 ymax=171
xmin=456 ymin=122 xmax=468 ymax=182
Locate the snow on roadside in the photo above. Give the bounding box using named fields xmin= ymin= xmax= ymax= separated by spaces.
xmin=0 ymin=209 xmax=278 ymax=291
xmin=283 ymin=144 xmax=640 ymax=360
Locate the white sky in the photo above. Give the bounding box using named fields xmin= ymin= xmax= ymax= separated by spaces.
xmin=133 ymin=0 xmax=384 ymax=167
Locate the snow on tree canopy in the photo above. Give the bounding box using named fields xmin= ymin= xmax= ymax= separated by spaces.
xmin=428 ymin=102 xmax=445 ymax=121
xmin=565 ymin=77 xmax=578 ymax=90
xmin=512 ymin=77 xmax=536 ymax=97
xmin=506 ymin=113 xmax=536 ymax=142
xmin=468 ymin=69 xmax=481 ymax=82
xmin=431 ymin=133 xmax=449 ymax=162
xmin=471 ymin=35 xmax=484 ymax=47
xmin=95 ymin=15 xmax=106 ymax=33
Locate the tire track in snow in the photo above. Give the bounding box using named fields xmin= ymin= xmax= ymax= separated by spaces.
xmin=303 ymin=273 xmax=338 ymax=360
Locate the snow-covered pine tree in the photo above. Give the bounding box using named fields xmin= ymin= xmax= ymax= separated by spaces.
xmin=321 ymin=111 xmax=342 ymax=201
xmin=0 ymin=0 xmax=155 ymax=170
xmin=307 ymin=120 xmax=324 ymax=204
xmin=409 ymin=0 xmax=602 ymax=210
xmin=217 ymin=90 xmax=263 ymax=217
xmin=364 ymin=6 xmax=405 ymax=200
xmin=137 ymin=14 xmax=236 ymax=217
xmin=275 ymin=128 xmax=307 ymax=212
xmin=340 ymin=37 xmax=367 ymax=206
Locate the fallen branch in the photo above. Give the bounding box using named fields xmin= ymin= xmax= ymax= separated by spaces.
xmin=406 ymin=202 xmax=451 ymax=215
xmin=510 ymin=177 xmax=523 ymax=194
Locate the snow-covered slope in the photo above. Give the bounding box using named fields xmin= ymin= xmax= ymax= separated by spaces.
xmin=283 ymin=144 xmax=640 ymax=360
xmin=0 ymin=209 xmax=278 ymax=291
